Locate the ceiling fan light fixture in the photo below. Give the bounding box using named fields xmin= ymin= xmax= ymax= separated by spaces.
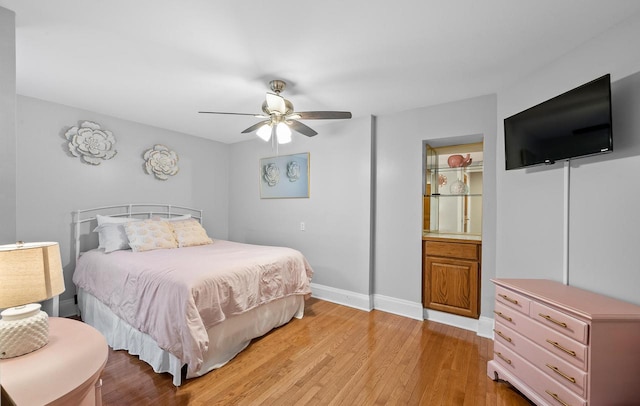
xmin=198 ymin=79 xmax=352 ymax=144
xmin=256 ymin=123 xmax=272 ymax=142
xmin=276 ymin=122 xmax=292 ymax=144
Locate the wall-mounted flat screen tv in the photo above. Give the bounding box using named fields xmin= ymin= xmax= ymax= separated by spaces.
xmin=504 ymin=74 xmax=612 ymax=170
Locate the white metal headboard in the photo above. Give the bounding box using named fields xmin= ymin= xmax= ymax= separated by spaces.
xmin=73 ymin=203 xmax=203 ymax=261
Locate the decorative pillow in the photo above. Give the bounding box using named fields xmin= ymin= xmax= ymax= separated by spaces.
xmin=94 ymin=215 xmax=140 ymax=252
xmin=124 ymin=220 xmax=178 ymax=252
xmin=170 ymin=219 xmax=213 ymax=248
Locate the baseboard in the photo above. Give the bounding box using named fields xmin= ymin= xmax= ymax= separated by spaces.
xmin=424 ymin=308 xmax=494 ymax=337
xmin=372 ymin=294 xmax=423 ymax=321
xmin=59 ymin=298 xmax=78 ymax=318
xmin=310 ymin=284 xmax=422 ymax=320
xmin=310 ymin=283 xmax=373 ymax=312
xmin=477 ymin=315 xmax=494 ymax=339
xmin=312 ymin=283 xmax=495 ymax=337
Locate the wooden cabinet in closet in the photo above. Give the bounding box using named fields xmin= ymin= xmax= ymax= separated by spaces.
xmin=422 ymin=237 xmax=481 ymax=318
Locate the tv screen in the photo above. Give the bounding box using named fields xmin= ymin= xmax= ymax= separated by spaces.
xmin=504 ymin=74 xmax=612 ymax=170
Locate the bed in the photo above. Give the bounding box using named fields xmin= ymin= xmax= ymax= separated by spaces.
xmin=71 ymin=204 xmax=313 ymax=386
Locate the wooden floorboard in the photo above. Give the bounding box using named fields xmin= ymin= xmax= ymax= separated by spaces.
xmin=100 ymin=298 xmax=535 ymax=405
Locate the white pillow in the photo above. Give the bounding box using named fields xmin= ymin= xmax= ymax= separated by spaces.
xmin=124 ymin=219 xmax=178 ymax=252
xmin=96 ymin=214 xmax=133 ymax=225
xmin=93 ymin=223 xmax=131 ymax=253
xmin=94 ymin=215 xmax=140 ymax=252
xmin=160 ymin=214 xmax=192 ymax=222
xmin=170 ymin=219 xmax=213 ymax=248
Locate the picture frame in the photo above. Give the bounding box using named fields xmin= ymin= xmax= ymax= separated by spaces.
xmin=259 ymin=153 xmax=310 ymax=199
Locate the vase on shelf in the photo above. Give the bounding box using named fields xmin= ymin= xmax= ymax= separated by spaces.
xmin=449 ymin=179 xmax=468 ymax=194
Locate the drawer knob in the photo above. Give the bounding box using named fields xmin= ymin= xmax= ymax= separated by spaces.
xmin=493 ymin=311 xmax=512 ymax=322
xmin=498 ymin=293 xmax=519 ymax=305
xmin=494 ymin=329 xmax=512 ymax=343
xmin=545 ymin=363 xmax=576 ymax=383
xmin=494 ymin=351 xmax=512 ymax=365
xmin=546 ymin=339 xmax=577 ymax=357
xmin=538 ymin=313 xmax=568 ymax=328
xmin=545 ymin=390 xmax=571 ymax=406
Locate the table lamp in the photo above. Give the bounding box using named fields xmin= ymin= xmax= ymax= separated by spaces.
xmin=0 ymin=242 xmax=65 ymax=358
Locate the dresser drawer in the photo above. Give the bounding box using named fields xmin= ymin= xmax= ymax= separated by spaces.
xmin=495 ymin=285 xmax=530 ymax=316
xmin=495 ymin=322 xmax=586 ymax=396
xmin=424 ymin=241 xmax=478 ymax=261
xmin=524 ymin=318 xmax=587 ymax=371
xmin=494 ymin=320 xmax=534 ymax=354
xmin=495 ymin=303 xmax=587 ymax=371
xmin=493 ymin=302 xmax=528 ymax=332
xmin=493 ymin=343 xmax=587 ymax=406
xmin=531 ymin=302 xmax=589 ymax=345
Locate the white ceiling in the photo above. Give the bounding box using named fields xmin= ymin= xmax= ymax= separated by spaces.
xmin=2 ymin=1 xmax=640 ymax=144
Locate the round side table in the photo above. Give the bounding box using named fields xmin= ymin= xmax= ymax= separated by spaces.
xmin=0 ymin=317 xmax=108 ymax=405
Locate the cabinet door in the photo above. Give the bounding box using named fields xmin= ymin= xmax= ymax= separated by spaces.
xmin=424 ymin=256 xmax=479 ymax=318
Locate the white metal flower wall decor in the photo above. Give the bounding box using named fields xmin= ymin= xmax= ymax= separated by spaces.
xmin=263 ymin=163 xmax=280 ymax=187
xmin=286 ymin=161 xmax=300 ymax=182
xmin=143 ymin=144 xmax=179 ymax=180
xmin=64 ymin=121 xmax=117 ymax=165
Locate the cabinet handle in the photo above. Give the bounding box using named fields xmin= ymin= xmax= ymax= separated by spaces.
xmin=538 ymin=313 xmax=568 ymax=328
xmin=494 ymin=329 xmax=512 ymax=343
xmin=493 ymin=311 xmax=512 ymax=322
xmin=545 ymin=363 xmax=576 ymax=383
xmin=546 ymin=339 xmax=577 ymax=357
xmin=545 ymin=390 xmax=571 ymax=406
xmin=498 ymin=293 xmax=518 ymax=305
xmin=495 ymin=351 xmax=512 ymax=365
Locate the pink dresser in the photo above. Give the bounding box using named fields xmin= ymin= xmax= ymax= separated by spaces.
xmin=487 ymin=279 xmax=640 ymax=406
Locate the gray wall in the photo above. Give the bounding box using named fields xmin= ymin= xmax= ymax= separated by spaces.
xmin=375 ymin=95 xmax=498 ymax=317
xmin=0 ymin=7 xmax=16 ymax=243
xmin=228 ymin=118 xmax=373 ymax=296
xmin=6 ymin=3 xmax=640 ymax=322
xmin=496 ymin=12 xmax=640 ymax=305
xmin=15 ymin=96 xmax=229 ymax=306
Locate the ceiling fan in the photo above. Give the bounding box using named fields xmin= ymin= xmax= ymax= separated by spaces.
xmin=199 ymin=80 xmax=352 ymax=144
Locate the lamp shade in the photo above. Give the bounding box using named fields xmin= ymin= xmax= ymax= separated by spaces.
xmin=0 ymin=242 xmax=65 ymax=309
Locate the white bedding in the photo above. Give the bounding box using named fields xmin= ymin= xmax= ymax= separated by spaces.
xmin=73 ymin=239 xmax=313 ymax=382
xmin=78 ymin=289 xmax=305 ymax=385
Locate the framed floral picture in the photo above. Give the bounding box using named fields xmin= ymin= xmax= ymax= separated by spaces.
xmin=259 ymin=153 xmax=309 ymax=198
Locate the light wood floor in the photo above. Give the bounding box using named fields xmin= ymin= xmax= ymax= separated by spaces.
xmin=101 ymin=298 xmax=534 ymax=405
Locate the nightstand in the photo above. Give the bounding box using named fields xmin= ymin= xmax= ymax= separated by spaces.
xmin=0 ymin=317 xmax=108 ymax=405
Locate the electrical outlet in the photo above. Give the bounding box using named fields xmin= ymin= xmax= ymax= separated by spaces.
xmin=300 ymin=222 xmax=305 ymax=231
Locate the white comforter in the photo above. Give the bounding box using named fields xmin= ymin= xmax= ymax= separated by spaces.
xmin=72 ymin=240 xmax=313 ymax=376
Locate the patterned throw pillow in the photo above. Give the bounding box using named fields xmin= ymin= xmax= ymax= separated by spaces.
xmin=170 ymin=219 xmax=213 ymax=248
xmin=124 ymin=219 xmax=178 ymax=252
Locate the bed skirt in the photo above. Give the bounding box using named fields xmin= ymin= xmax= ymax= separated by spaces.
xmin=77 ymin=289 xmax=305 ymax=386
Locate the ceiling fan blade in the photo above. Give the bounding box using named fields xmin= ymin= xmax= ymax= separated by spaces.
xmin=265 ymin=93 xmax=287 ymax=115
xmin=288 ymin=120 xmax=318 ymax=137
xmin=241 ymin=120 xmax=271 ymax=134
xmin=199 ymin=111 xmax=266 ymax=118
xmin=295 ymin=111 xmax=352 ymax=120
